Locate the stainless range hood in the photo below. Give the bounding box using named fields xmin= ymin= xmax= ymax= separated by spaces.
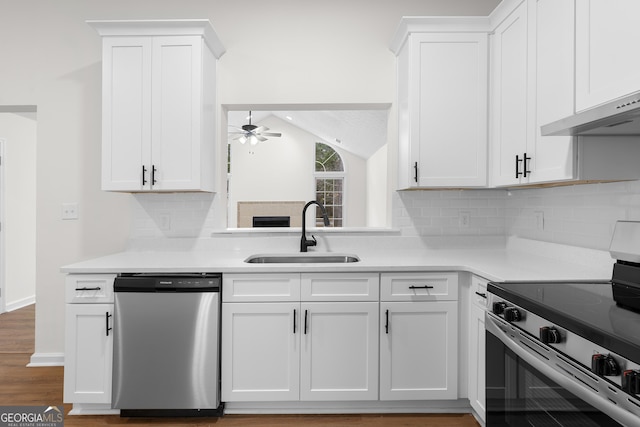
xmin=541 ymin=91 xmax=640 ymax=137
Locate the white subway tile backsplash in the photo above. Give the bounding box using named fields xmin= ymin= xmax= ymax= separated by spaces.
xmin=393 ymin=180 xmax=640 ymax=250
xmin=129 ymin=180 xmax=640 ymax=252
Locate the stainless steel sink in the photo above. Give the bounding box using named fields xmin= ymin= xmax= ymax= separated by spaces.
xmin=244 ymin=253 xmax=360 ymax=264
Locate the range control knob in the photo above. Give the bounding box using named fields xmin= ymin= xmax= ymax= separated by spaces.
xmin=540 ymin=326 xmax=561 ymax=344
xmin=504 ymin=307 xmax=522 ymax=322
xmin=623 ymin=370 xmax=640 ymax=395
xmin=591 ymin=354 xmax=621 ymax=376
xmin=492 ymin=301 xmax=508 ymax=315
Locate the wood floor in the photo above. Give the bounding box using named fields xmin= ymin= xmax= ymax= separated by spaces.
xmin=0 ymin=305 xmax=480 ymax=426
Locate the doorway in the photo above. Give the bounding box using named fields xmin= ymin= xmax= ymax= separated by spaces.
xmin=0 ymin=108 xmax=37 ymax=313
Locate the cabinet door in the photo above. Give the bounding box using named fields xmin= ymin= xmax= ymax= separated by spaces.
xmin=150 ymin=36 xmax=204 ymax=191
xmin=221 ymin=303 xmax=300 ymax=401
xmin=64 ymin=304 xmax=113 ymax=404
xmin=468 ymin=303 xmax=486 ymax=420
xmin=491 ymin=3 xmax=529 ymax=187
xmin=101 ymin=37 xmax=152 ymax=191
xmin=528 ymin=0 xmax=576 ymax=184
xmin=576 ymin=0 xmax=640 ymax=111
xmin=300 ymin=302 xmax=379 ymax=401
xmin=409 ymin=33 xmax=488 ymax=188
xmin=380 ymin=301 xmax=458 ymax=400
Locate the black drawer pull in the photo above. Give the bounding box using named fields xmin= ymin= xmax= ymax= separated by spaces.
xmin=409 ymin=285 xmax=434 ymax=289
xmin=75 ymin=287 xmax=101 ymax=291
xmin=106 ymin=312 xmax=112 ymax=337
xmin=385 ymin=309 xmax=389 ymax=334
xmin=475 ymin=291 xmax=487 ymax=299
xmin=142 ymin=165 xmax=147 ymax=186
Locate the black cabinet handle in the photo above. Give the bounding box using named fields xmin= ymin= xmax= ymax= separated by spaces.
xmin=293 ymin=309 xmax=296 ymax=334
xmin=142 ymin=165 xmax=148 ymax=186
xmin=75 ymin=287 xmax=101 ymax=291
xmin=385 ymin=309 xmax=389 ymax=334
xmin=409 ymin=285 xmax=434 ymax=289
xmin=152 ymin=165 xmax=157 ymax=186
xmin=516 ymin=155 xmax=523 ymax=178
xmin=523 ymin=153 xmax=531 ymax=178
xmin=304 ymin=310 xmax=308 ymax=335
xmin=414 ymin=162 xmax=418 ymax=183
xmin=106 ymin=312 xmax=112 ymax=337
xmin=475 ymin=291 xmax=487 ymax=299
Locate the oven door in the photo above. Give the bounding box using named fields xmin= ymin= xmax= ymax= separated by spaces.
xmin=486 ymin=312 xmax=639 ymax=427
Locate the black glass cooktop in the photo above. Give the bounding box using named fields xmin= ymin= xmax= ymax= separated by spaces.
xmin=488 ymin=280 xmax=640 ymax=363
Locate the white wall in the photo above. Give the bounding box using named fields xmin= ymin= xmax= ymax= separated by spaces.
xmin=229 ymin=115 xmax=315 ymax=227
xmin=0 ymin=112 xmax=37 ymax=310
xmin=367 ymin=144 xmax=389 ymax=227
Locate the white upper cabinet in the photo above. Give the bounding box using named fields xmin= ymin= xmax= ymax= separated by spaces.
xmin=490 ymin=0 xmax=577 ymax=186
xmin=90 ymin=20 xmax=224 ymax=192
xmin=490 ymin=2 xmax=529 ymax=187
xmin=575 ymin=0 xmax=640 ymax=111
xmin=393 ymin=22 xmax=489 ymax=189
xmin=527 ymin=0 xmax=576 ymax=184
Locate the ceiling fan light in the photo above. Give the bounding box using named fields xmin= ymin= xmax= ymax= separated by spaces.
xmin=238 ymin=136 xmax=247 ymax=144
xmin=249 ymin=135 xmax=259 ymax=145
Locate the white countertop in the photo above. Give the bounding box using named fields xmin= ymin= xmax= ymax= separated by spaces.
xmin=61 ymin=235 xmax=615 ymax=282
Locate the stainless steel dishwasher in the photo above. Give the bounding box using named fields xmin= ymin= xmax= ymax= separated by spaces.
xmin=112 ymin=273 xmax=222 ymax=417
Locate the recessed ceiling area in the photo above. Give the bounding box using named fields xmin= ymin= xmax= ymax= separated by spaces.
xmin=227 ymin=105 xmax=390 ymax=159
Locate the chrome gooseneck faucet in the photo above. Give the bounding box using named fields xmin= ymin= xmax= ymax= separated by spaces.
xmin=300 ymin=200 xmax=330 ymax=252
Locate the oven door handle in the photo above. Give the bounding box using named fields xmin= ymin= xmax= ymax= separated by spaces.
xmin=486 ymin=313 xmax=640 ymax=427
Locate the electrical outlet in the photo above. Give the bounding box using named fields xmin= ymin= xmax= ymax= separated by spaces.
xmin=61 ymin=203 xmax=78 ymax=220
xmin=159 ymin=214 xmax=171 ymax=231
xmin=460 ymin=211 xmax=470 ymax=228
xmin=535 ymin=211 xmax=545 ymax=231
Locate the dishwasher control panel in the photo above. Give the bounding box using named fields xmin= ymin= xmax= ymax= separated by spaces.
xmin=115 ymin=273 xmax=221 ymax=292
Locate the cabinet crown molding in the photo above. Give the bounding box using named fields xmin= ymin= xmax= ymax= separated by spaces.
xmin=87 ymin=19 xmax=225 ymax=58
xmin=389 ymin=16 xmax=491 ymax=55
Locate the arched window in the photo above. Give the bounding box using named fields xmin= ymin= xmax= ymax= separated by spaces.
xmin=315 ymin=142 xmax=344 ymax=227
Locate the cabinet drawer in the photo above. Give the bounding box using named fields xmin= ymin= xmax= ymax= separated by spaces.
xmin=301 ymin=273 xmax=379 ymax=301
xmin=65 ymin=274 xmax=116 ymax=303
xmin=471 ymin=275 xmax=489 ymax=308
xmin=381 ymin=272 xmax=458 ymax=301
xmin=223 ymin=274 xmax=301 ymax=302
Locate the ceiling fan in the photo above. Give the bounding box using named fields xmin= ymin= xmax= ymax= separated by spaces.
xmin=229 ymin=111 xmax=282 ymax=145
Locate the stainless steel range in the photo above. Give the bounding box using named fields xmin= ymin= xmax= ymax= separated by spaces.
xmin=486 ymin=221 xmax=640 ymax=427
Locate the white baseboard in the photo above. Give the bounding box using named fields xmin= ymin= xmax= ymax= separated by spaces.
xmin=68 ymin=404 xmax=118 ymax=416
xmin=5 ymin=296 xmax=35 ymax=312
xmin=28 ymin=352 xmax=64 ymax=367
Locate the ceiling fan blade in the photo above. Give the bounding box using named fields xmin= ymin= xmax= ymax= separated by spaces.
xmin=253 ymin=126 xmax=268 ymax=134
xmin=228 ymin=131 xmax=245 ymax=134
xmin=261 ymin=132 xmax=282 ymax=137
xmin=256 ymin=134 xmax=268 ymax=142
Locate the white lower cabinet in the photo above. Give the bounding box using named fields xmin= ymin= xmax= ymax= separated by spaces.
xmin=380 ymin=301 xmax=458 ymax=400
xmin=64 ymin=274 xmax=116 ymax=407
xmin=64 ymin=304 xmax=114 ymax=404
xmin=468 ymin=275 xmax=488 ymax=422
xmin=221 ymin=302 xmax=300 ymax=401
xmin=221 ymin=272 xmax=379 ymax=402
xmin=301 ymin=302 xmax=379 ymax=401
xmin=379 ymin=272 xmax=459 ymax=401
